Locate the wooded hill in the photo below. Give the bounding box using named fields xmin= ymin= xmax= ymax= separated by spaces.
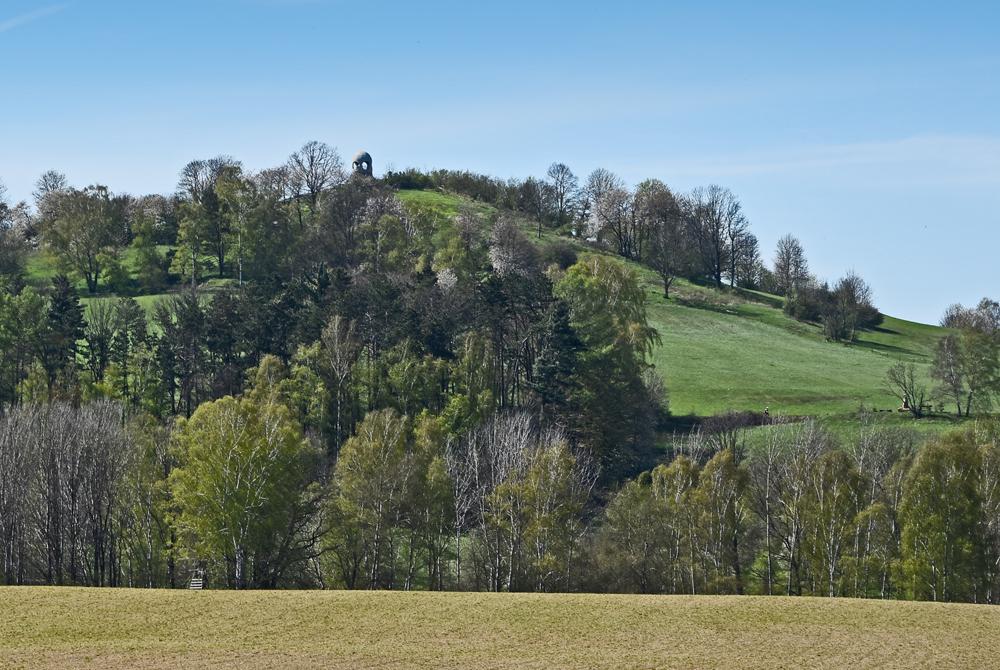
xmin=3 ymin=150 xmax=999 ymax=602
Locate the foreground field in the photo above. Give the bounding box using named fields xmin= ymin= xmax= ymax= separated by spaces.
xmin=1 ymin=588 xmax=998 ymax=669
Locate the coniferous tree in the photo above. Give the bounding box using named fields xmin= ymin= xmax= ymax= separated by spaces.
xmin=38 ymin=275 xmax=84 ymax=395
xmin=531 ymin=300 xmax=582 ymax=425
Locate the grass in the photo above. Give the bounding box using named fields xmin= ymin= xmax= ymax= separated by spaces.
xmin=645 ymin=279 xmax=940 ymax=417
xmin=26 ymin=244 xmax=239 ymax=329
xmin=396 ymin=188 xmax=496 ymax=222
xmin=25 ymin=245 xmax=176 ymax=293
xmin=0 ymin=588 xmax=997 ymax=669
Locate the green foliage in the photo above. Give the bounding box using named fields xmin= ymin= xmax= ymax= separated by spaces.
xmin=170 ymin=390 xmax=321 ymax=588
xmin=531 ymin=300 xmax=582 ymax=423
xmin=440 ymin=332 xmax=495 ymax=436
xmin=2 ymin=169 xmax=991 ymax=606
xmin=380 ymin=339 xmax=448 ymax=416
xmin=597 ymin=449 xmax=754 ymax=595
xmin=99 ymin=251 xmax=131 ymax=294
xmin=692 ymin=449 xmax=752 ymax=594
xmin=555 ymin=255 xmax=661 ymax=471
xmin=42 ymin=186 xmax=125 ymax=293
xmin=516 ymin=439 xmax=591 ymax=591
xmin=407 ymin=412 xmax=455 ymax=590
xmin=555 ymin=254 xmax=658 ymax=361
xmin=644 ymin=272 xmax=941 ymax=416
xmin=327 ymin=408 xmax=411 ymax=589
xmin=168 ymin=205 xmax=207 ymax=285
xmin=900 ymin=433 xmax=982 ymax=601
xmin=0 ymin=284 xmax=47 ymax=403
xmin=130 ymin=216 xmax=167 ymax=293
xmin=800 ymin=450 xmax=864 ymax=597
xmin=120 ymin=416 xmax=175 ymax=588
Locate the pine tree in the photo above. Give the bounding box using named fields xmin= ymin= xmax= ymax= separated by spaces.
xmin=531 ymin=300 xmax=582 ymax=423
xmin=38 ymin=274 xmax=84 ymax=395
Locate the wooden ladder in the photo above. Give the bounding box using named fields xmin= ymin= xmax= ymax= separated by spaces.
xmin=189 ymin=571 xmax=204 ymax=590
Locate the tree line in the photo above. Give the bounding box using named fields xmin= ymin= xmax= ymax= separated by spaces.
xmin=2 ymin=394 xmax=1000 ymax=604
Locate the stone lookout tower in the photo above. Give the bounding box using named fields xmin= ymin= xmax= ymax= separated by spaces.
xmin=352 ymin=150 xmax=373 ymax=177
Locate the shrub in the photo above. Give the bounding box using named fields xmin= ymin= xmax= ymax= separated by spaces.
xmin=541 ymin=240 xmax=578 ymax=270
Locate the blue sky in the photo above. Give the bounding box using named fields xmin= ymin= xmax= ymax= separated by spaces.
xmin=1 ymin=0 xmax=997 ymax=324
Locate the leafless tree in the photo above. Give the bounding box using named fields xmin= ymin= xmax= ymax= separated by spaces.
xmin=824 ymin=271 xmax=880 ymax=341
xmin=723 ymin=202 xmax=749 ymax=288
xmin=935 ymin=298 xmax=1000 ymax=415
xmin=931 ymin=335 xmax=966 ymax=415
xmin=687 ymin=185 xmax=741 ymax=287
xmin=734 ymin=232 xmax=761 ymax=288
xmin=886 ymin=362 xmax=928 ymax=417
xmin=0 ymin=404 xmax=40 ymax=584
xmin=579 ymin=168 xmax=622 ymax=228
xmin=515 ymin=176 xmax=553 ymax=234
xmin=641 ymin=181 xmax=687 ymax=297
xmin=546 ymin=163 xmax=578 ymax=227
xmin=321 ymin=314 xmax=363 ymax=452
xmin=702 ymin=411 xmax=756 ymax=462
xmin=943 ymin=298 xmax=1000 ymax=333
xmin=0 ymin=182 xmax=30 ymax=277
xmin=287 ymin=141 xmax=346 ymax=208
xmin=846 ymin=421 xmax=917 ymax=597
xmin=16 ymin=402 xmax=133 ymax=586
xmin=78 ymin=401 xmax=133 ymax=586
xmin=445 ymin=435 xmax=477 ymax=588
xmin=773 ymin=234 xmax=810 ymax=296
xmin=177 ymin=156 xmax=241 ymax=203
xmin=32 ymin=170 xmax=68 ymax=229
xmin=589 ymin=183 xmax=639 ymax=257
xmin=452 ymin=411 xmax=581 ymax=591
xmin=588 ymin=177 xmax=668 ymax=262
xmin=773 ymin=420 xmax=832 ymax=595
xmin=252 ymin=165 xmax=294 ymax=200
xmin=747 ymin=429 xmax=782 ymax=594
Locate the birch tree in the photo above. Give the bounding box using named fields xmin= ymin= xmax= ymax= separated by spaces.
xmin=170 ymin=391 xmax=322 ymax=588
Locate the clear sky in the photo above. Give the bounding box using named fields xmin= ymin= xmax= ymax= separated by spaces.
xmin=1 ymin=0 xmax=997 ymax=324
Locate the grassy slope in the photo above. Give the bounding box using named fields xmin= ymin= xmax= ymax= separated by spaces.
xmin=398 ymin=189 xmax=948 ymax=418
xmin=1 ymin=588 xmax=997 ymax=669
xmin=645 ymin=278 xmax=942 ymax=416
xmin=397 ymin=188 xmax=495 ymax=220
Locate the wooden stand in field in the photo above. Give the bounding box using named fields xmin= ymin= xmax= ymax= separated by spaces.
xmin=188 ymin=569 xmax=205 ymax=590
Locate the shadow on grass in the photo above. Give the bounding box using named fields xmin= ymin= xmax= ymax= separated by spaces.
xmin=850 ymin=336 xmax=922 ymax=359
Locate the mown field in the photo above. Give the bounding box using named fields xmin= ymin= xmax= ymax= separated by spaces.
xmin=0 ymin=588 xmax=997 ymax=669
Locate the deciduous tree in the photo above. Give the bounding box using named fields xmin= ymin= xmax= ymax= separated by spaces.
xmin=170 ymin=385 xmax=322 ymax=589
